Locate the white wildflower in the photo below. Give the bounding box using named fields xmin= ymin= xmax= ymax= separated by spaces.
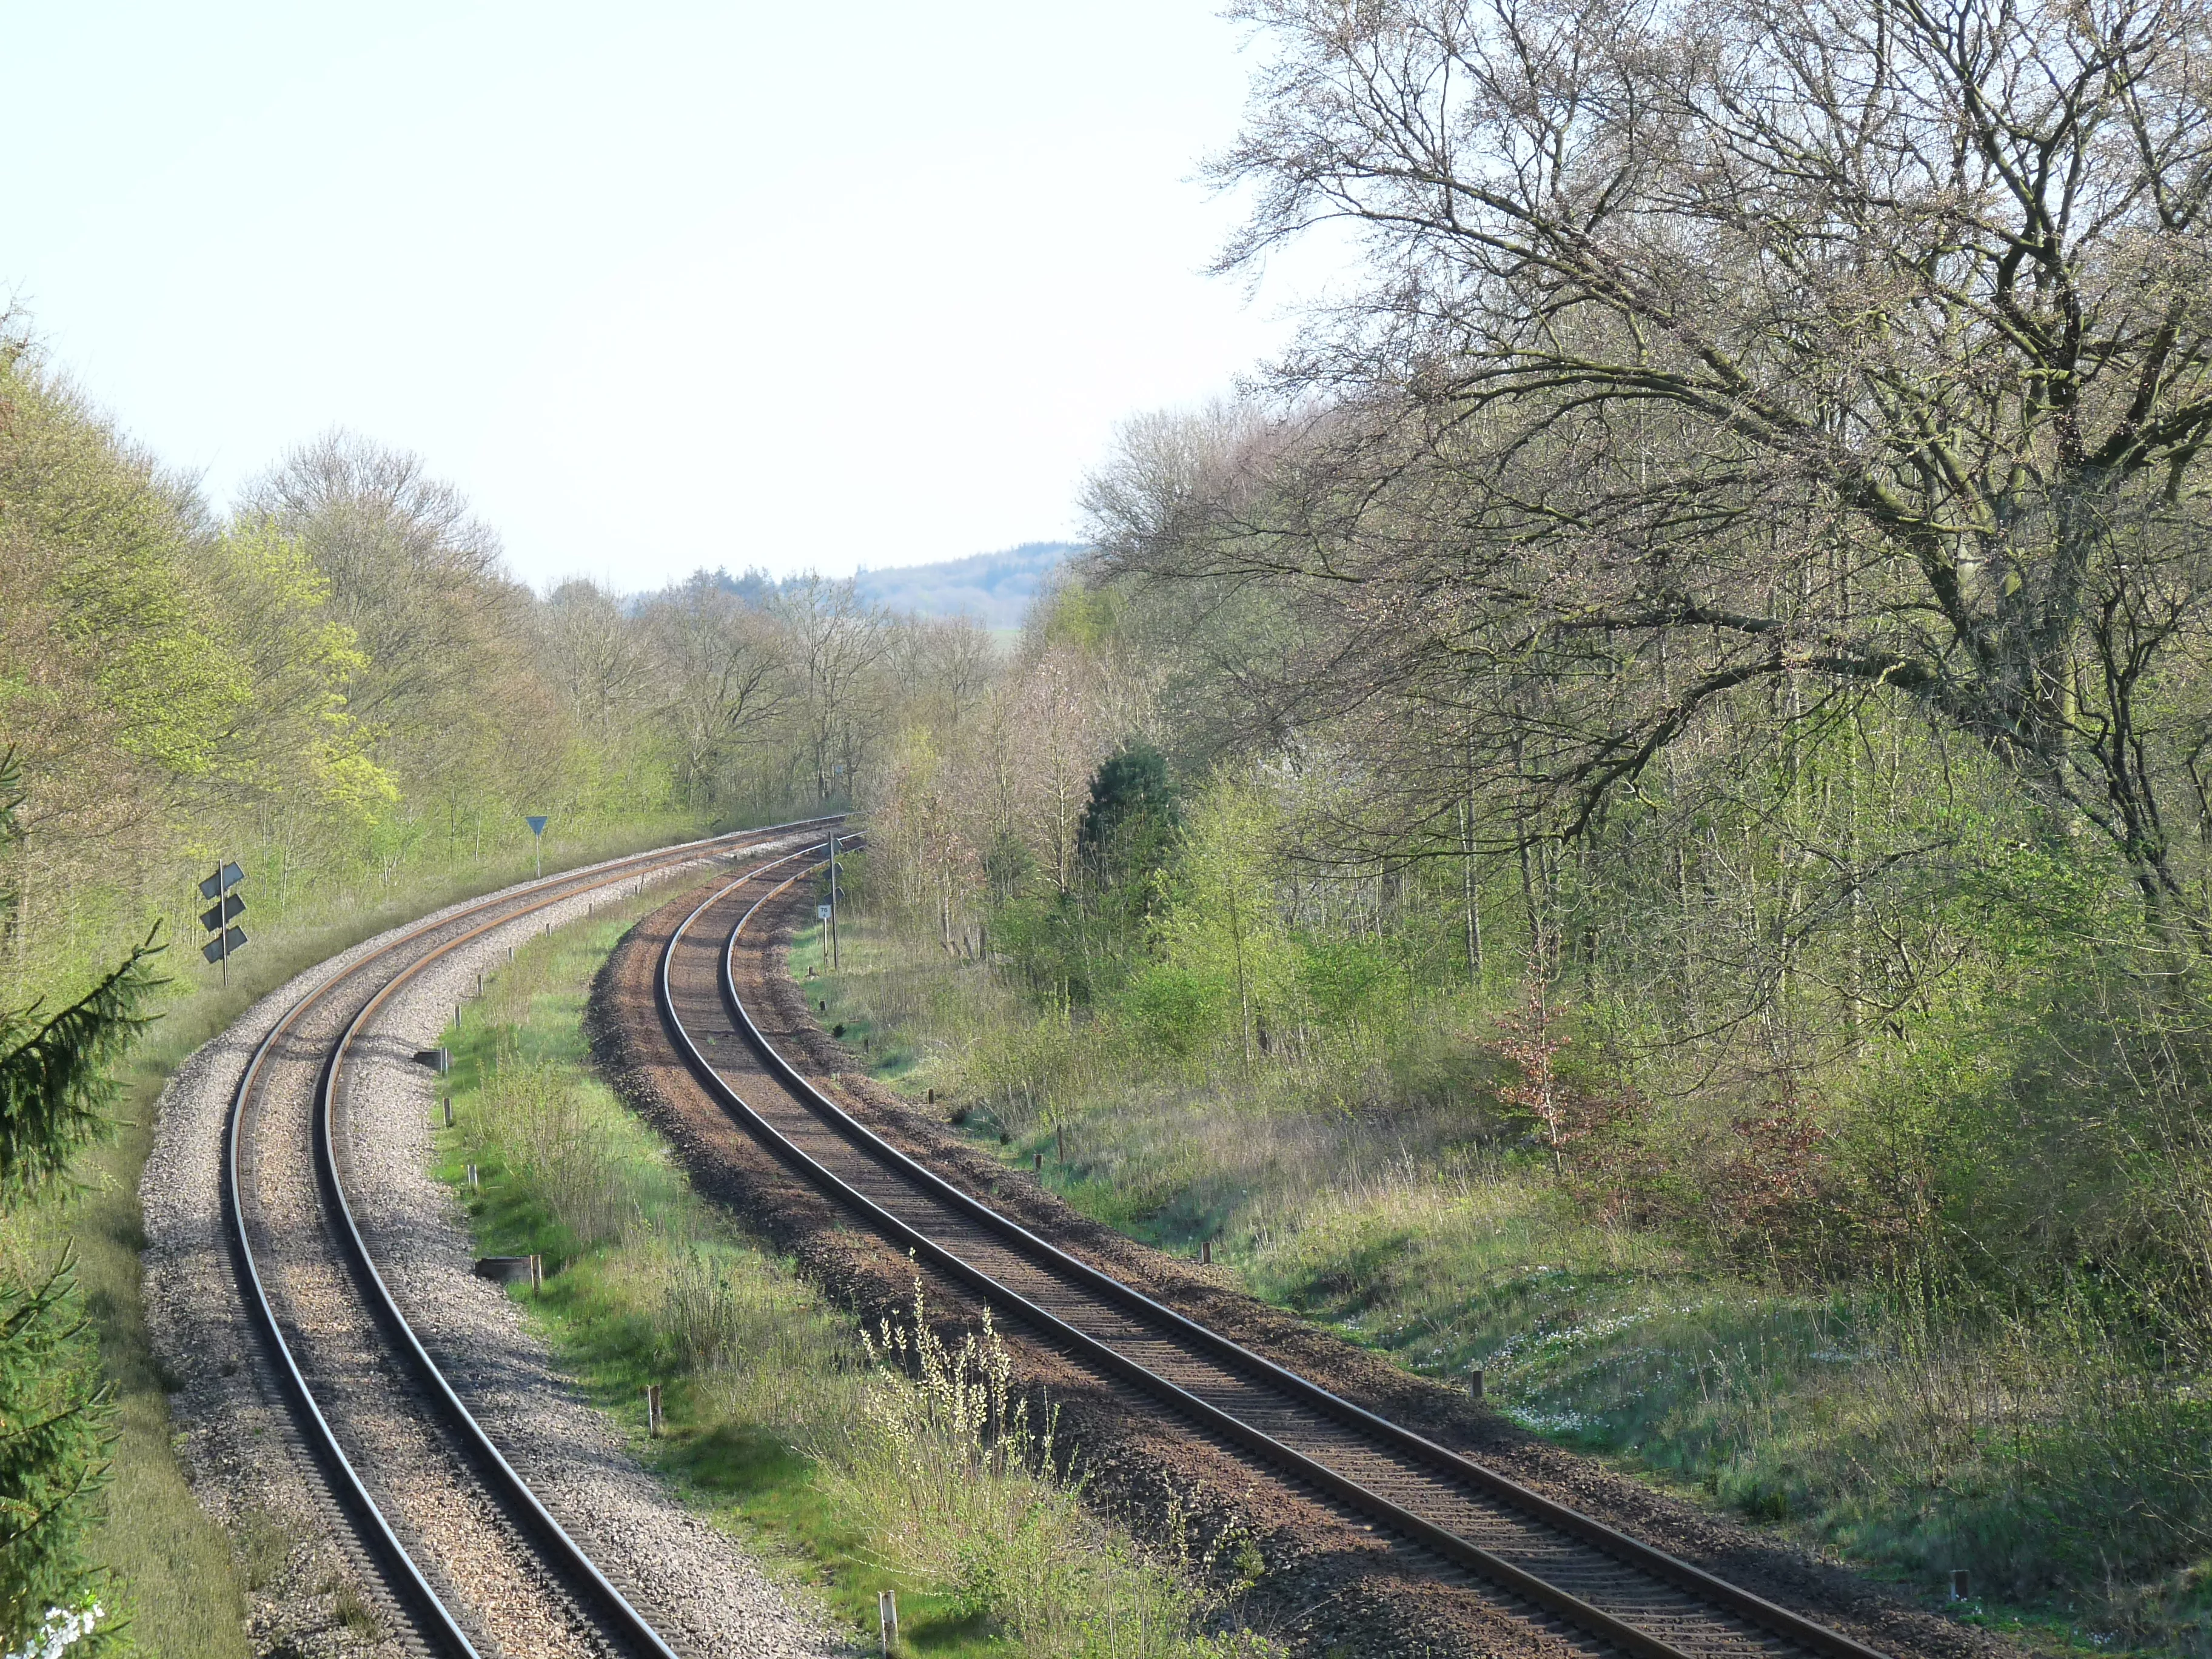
xmin=5 ymin=1601 xmax=102 ymax=1659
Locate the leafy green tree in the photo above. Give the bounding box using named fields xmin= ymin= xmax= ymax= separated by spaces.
xmin=1151 ymin=777 xmax=1295 ymax=1066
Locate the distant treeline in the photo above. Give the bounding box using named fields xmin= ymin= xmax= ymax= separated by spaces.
xmin=0 ymin=329 xmax=998 ymax=1013
xmin=675 ymin=543 xmax=1074 ymax=632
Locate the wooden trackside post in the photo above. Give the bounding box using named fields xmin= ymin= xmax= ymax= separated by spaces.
xmin=1470 ymin=1367 xmax=1484 ymax=1401
xmin=646 ymin=1384 xmax=664 ymax=1438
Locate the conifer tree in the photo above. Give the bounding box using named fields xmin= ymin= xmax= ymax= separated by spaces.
xmin=0 ymin=748 xmax=156 ymax=1644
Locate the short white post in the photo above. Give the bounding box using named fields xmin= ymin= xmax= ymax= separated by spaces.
xmin=646 ymin=1383 xmax=664 ymax=1438
xmin=877 ymin=1589 xmax=898 ymax=1654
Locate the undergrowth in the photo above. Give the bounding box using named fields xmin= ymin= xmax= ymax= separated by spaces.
xmin=435 ymin=893 xmax=1277 ymax=1658
xmin=803 ymin=913 xmax=2212 ymax=1657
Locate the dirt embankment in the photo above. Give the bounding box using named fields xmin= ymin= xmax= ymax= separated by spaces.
xmin=592 ymin=879 xmax=2013 ymax=1659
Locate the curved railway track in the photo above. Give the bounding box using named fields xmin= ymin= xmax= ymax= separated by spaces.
xmin=660 ymin=856 xmax=1895 ymax=1659
xmin=225 ymin=821 xmax=839 ymax=1658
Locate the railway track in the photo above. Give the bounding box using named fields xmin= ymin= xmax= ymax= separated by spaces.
xmin=660 ymin=856 xmax=1895 ymax=1659
xmin=224 ymin=821 xmax=840 ymax=1658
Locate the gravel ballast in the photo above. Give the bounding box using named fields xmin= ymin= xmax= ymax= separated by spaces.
xmin=143 ymin=842 xmax=848 ymax=1659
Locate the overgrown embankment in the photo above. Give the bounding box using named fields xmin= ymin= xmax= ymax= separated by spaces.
xmin=434 ymin=888 xmax=1276 ymax=1659
xmin=805 ymin=894 xmax=2212 ymax=1657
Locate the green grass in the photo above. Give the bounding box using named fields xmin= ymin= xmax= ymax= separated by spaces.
xmin=801 ymin=914 xmax=2212 ymax=1657
xmin=434 ymin=897 xmax=1277 ymax=1658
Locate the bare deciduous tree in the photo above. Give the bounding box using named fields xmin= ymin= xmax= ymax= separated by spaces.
xmin=774 ymin=574 xmax=890 ymax=803
xmin=541 ymin=579 xmax=655 ymax=740
xmin=642 ymin=574 xmax=793 ymax=804
xmin=1124 ymin=0 xmax=2212 ymax=948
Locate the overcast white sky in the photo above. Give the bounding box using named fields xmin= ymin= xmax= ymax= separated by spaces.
xmin=2 ymin=3 xmax=1315 ymax=589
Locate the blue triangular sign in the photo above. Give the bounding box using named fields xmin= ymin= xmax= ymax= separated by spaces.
xmin=525 ymin=816 xmax=548 ymax=836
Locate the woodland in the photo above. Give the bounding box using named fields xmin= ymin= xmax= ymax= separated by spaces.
xmin=7 ymin=0 xmax=2212 ymax=1647
xmin=834 ymin=0 xmax=2212 ymax=1645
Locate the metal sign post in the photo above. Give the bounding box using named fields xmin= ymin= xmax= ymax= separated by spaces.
xmin=198 ymin=861 xmax=247 ymax=986
xmin=828 ymin=833 xmax=840 ymax=970
xmin=525 ymin=815 xmax=549 ymax=879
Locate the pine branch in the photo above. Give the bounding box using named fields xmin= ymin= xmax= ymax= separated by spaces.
xmin=0 ymin=930 xmax=164 ymax=1196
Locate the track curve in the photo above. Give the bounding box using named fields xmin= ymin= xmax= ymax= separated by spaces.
xmin=660 ymin=856 xmax=1894 ymax=1659
xmin=226 ymin=820 xmax=839 ymax=1657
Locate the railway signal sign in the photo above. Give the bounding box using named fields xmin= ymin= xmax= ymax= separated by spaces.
xmin=199 ymin=860 xmax=247 ymax=984
xmin=525 ymin=814 xmax=549 ymax=877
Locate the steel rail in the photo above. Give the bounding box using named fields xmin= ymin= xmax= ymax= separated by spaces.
xmin=225 ymin=817 xmax=839 ymax=1655
xmin=317 ymin=835 xmax=828 ymax=1657
xmin=661 ymin=859 xmax=1891 ymax=1659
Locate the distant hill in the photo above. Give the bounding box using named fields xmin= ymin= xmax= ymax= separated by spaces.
xmin=853 ymin=541 xmax=1081 ymax=628
xmin=652 ymin=541 xmax=1084 ymax=629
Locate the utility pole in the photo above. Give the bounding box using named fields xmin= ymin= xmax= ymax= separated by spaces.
xmin=828 ymin=831 xmax=840 ymax=970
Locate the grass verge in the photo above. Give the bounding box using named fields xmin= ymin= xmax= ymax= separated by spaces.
xmin=433 ymin=891 xmax=1277 ymax=1658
